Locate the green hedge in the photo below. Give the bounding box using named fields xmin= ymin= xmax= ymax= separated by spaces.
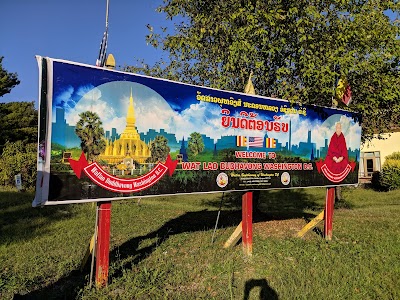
xmin=385 ymin=151 xmax=400 ymax=160
xmin=0 ymin=141 xmax=37 ymax=189
xmin=379 ymin=156 xmax=400 ymax=191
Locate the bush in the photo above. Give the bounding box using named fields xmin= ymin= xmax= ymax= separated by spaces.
xmin=379 ymin=159 xmax=400 ymax=191
xmin=370 ymin=171 xmax=382 ymax=190
xmin=0 ymin=141 xmax=37 ymax=188
xmin=385 ymin=151 xmax=400 ymax=160
xmin=51 ymin=163 xmax=73 ymax=173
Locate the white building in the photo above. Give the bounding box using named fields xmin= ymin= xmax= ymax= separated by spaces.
xmin=359 ymin=131 xmax=400 ymax=182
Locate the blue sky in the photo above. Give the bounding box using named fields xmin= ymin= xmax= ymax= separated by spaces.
xmin=1 ymin=1 xmax=396 ymax=108
xmin=0 ymin=0 xmax=170 ymax=105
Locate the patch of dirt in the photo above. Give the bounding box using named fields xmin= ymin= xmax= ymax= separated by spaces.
xmin=253 ymin=218 xmax=313 ymax=239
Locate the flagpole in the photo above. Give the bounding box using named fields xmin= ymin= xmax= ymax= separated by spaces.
xmin=105 ymin=0 xmax=110 ymax=30
xmin=95 ymin=0 xmax=112 ymax=288
xmin=327 ymin=63 xmax=338 ymax=240
xmin=96 ymin=0 xmax=110 ymax=67
xmin=332 ymin=63 xmax=338 ymax=108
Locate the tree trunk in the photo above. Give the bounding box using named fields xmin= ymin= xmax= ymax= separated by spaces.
xmin=252 ymin=190 xmax=260 ymax=214
xmin=335 ymin=186 xmax=341 ymax=202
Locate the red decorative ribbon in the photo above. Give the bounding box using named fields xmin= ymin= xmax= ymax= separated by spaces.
xmin=68 ymin=152 xmax=178 ymax=193
xmin=315 ymin=160 xmax=356 ymax=183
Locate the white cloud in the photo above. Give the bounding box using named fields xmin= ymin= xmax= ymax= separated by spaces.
xmin=64 ymin=87 xmax=122 ymax=132
xmin=135 ymin=95 xmax=176 ymax=133
xmin=55 ymin=86 xmax=73 ymax=107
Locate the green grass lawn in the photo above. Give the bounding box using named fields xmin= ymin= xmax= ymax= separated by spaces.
xmin=0 ymin=186 xmax=399 ymax=299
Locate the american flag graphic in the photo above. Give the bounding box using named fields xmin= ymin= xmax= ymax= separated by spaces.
xmin=247 ymin=137 xmax=264 ymax=147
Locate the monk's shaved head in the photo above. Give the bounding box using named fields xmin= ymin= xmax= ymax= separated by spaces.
xmin=335 ymin=122 xmax=342 ymax=136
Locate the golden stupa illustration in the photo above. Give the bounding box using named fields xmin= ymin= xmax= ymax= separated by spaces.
xmin=100 ymin=89 xmax=151 ymax=164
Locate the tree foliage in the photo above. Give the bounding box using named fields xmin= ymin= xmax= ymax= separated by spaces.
xmin=75 ymin=111 xmax=106 ymax=163
xmin=0 ymin=56 xmax=20 ymax=97
xmin=127 ymin=0 xmax=400 ymax=142
xmin=0 ymin=101 xmax=38 ymax=152
xmin=148 ymin=135 xmax=171 ymax=162
xmin=0 ymin=141 xmax=37 ymax=188
xmin=188 ymin=132 xmax=204 ymax=157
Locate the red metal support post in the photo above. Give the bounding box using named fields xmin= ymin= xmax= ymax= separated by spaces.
xmin=96 ymin=201 xmax=112 ymax=288
xmin=242 ymin=192 xmax=253 ymax=256
xmin=324 ymin=187 xmax=335 ymax=241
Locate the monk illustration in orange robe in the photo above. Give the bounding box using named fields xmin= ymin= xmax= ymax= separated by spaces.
xmin=325 ymin=122 xmax=348 ymax=173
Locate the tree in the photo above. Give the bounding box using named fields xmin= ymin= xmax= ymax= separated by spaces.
xmin=0 ymin=56 xmax=20 ymax=97
xmin=127 ymin=0 xmax=400 ymax=142
xmin=148 ymin=135 xmax=170 ymax=163
xmin=0 ymin=141 xmax=37 ymax=188
xmin=0 ymin=101 xmax=38 ymax=152
xmin=75 ymin=111 xmax=106 ymax=163
xmin=0 ymin=102 xmax=37 ymax=188
xmin=188 ymin=132 xmax=204 ymax=157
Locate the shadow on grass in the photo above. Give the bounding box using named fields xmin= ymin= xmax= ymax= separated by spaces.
xmin=0 ymin=190 xmax=84 ymax=300
xmin=0 ymin=191 xmax=77 ymax=246
xmin=108 ymin=190 xmax=320 ymax=279
xmin=12 ymin=270 xmax=87 ymax=300
xmin=244 ymin=278 xmax=279 ymax=300
xmin=14 ymin=189 xmax=320 ymax=299
xmin=203 ymin=189 xmax=323 ymax=217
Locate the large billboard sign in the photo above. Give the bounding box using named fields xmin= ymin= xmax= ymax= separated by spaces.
xmin=33 ymin=57 xmax=362 ymax=206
